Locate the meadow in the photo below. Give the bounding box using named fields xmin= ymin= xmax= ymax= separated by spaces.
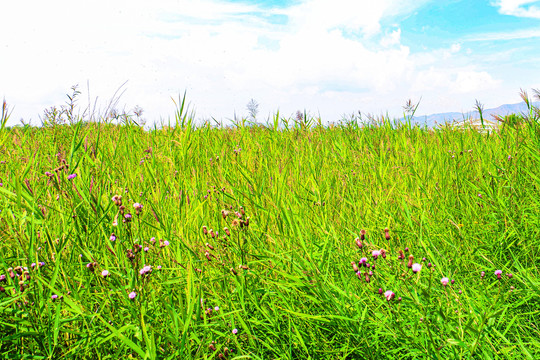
xmin=0 ymin=93 xmax=539 ymax=359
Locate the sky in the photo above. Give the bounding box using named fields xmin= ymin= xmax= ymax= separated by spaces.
xmin=1 ymin=0 xmax=540 ymax=126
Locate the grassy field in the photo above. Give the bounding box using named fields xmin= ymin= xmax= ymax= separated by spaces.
xmin=0 ymin=97 xmax=539 ymax=359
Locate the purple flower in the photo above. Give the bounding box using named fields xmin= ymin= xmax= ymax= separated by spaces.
xmin=441 ymin=277 xmax=449 ymax=286
xmin=494 ymin=270 xmax=502 ymax=279
xmin=214 ymin=306 xmax=219 ymax=311
xmin=232 ymin=328 xmax=238 ymax=335
xmin=378 ymin=288 xmax=383 ymax=295
xmin=129 ymin=291 xmax=137 ymax=300
xmin=144 ymin=247 xmax=149 ymax=252
xmin=157 ymin=265 xmax=162 ymax=270
xmin=51 ymin=294 xmax=58 ymax=301
xmin=359 ymin=257 xmax=368 ymax=266
xmin=139 ymin=265 xmax=152 ymax=276
xmin=0 ymin=275 xmax=6 ymax=282
xmin=109 ymin=234 xmax=116 ymax=242
xmin=67 ymin=173 xmax=77 ymax=180
xmin=506 ymin=273 xmax=513 ymax=279
xmin=372 ymin=250 xmax=380 ymax=260
xmin=412 ymin=263 xmax=422 ymax=273
xmin=384 ymin=290 xmax=395 ymax=301
xmin=150 ymin=237 xmax=156 ymax=244
xmin=45 ymin=171 xmax=52 ymax=177
xmin=163 ymin=240 xmax=169 ymax=246
xmin=101 ymin=270 xmax=110 ymax=278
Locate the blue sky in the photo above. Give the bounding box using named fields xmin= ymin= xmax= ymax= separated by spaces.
xmin=1 ymin=0 xmax=540 ymax=125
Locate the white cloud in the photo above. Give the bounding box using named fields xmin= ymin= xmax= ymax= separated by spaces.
xmin=493 ymin=0 xmax=540 ymax=18
xmin=0 ymin=0 xmax=518 ymax=125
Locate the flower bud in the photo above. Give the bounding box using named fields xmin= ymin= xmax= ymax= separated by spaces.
xmin=407 ymin=255 xmax=414 ymax=268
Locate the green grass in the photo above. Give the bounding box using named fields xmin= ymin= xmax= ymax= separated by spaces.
xmin=0 ymin=98 xmax=539 ymax=359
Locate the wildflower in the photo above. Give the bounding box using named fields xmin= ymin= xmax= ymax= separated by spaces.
xmin=139 ymin=265 xmax=152 ymax=276
xmin=150 ymin=237 xmax=156 ymax=244
xmin=51 ymin=294 xmax=58 ymax=301
xmin=494 ymin=270 xmax=502 ymax=279
xmin=109 ymin=233 xmax=116 ymax=242
xmin=232 ymin=328 xmax=238 ymax=335
xmin=129 ymin=291 xmax=137 ymax=300
xmin=351 ymin=261 xmax=359 ymax=272
xmin=384 ymin=228 xmax=390 ymax=240
xmin=380 ymin=249 xmax=387 ymax=259
xmin=397 ymin=250 xmax=405 ymax=260
xmin=123 ymin=213 xmax=132 ymax=223
xmin=441 ymin=277 xmax=449 ymax=286
xmin=359 ymin=257 xmax=368 ymax=266
xmin=506 ymin=273 xmax=513 ymax=279
xmin=67 ymin=173 xmax=77 ymax=180
xmin=372 ymin=250 xmax=380 ymax=260
xmin=224 ymin=227 xmax=230 ymax=236
xmin=360 ymin=229 xmax=366 ymax=241
xmin=378 ymin=288 xmax=383 ymax=294
xmin=356 ymin=271 xmax=362 ymax=280
xmin=157 ymin=265 xmax=162 ymax=270
xmin=451 ymin=279 xmax=455 ymax=284
xmin=112 ymin=195 xmax=122 ymax=206
xmin=101 ymin=270 xmax=110 ymax=278
xmin=412 ymin=263 xmax=422 ymax=273
xmin=144 ymin=247 xmax=149 ymax=252
xmin=31 ymin=263 xmax=36 ymax=269
xmin=214 ymin=306 xmax=219 ymax=311
xmin=45 ymin=171 xmax=52 ymax=177
xmin=163 ymin=240 xmax=169 ymax=246
xmin=133 ymin=202 xmax=143 ymax=215
xmin=384 ymin=290 xmax=395 ymax=301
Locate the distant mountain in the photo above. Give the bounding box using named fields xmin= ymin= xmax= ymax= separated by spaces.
xmin=411 ymin=101 xmax=540 ymax=127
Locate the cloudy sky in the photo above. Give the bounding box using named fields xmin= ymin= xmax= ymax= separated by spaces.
xmin=1 ymin=0 xmax=540 ymax=126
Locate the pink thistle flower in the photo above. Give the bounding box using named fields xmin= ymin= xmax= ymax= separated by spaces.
xmin=441 ymin=277 xmax=449 ymax=286
xmin=494 ymin=270 xmax=502 ymax=279
xmin=412 ymin=263 xmax=422 ymax=273
xmin=129 ymin=291 xmax=137 ymax=300
xmin=372 ymin=250 xmax=380 ymax=260
xmin=384 ymin=290 xmax=395 ymax=301
xmin=232 ymin=328 xmax=238 ymax=335
xmin=67 ymin=173 xmax=77 ymax=180
xmin=359 ymin=257 xmax=368 ymax=266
